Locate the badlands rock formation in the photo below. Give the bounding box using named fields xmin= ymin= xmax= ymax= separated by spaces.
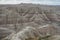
xmin=0 ymin=3 xmax=60 ymax=40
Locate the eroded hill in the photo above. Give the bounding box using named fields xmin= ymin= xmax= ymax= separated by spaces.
xmin=0 ymin=3 xmax=60 ymax=40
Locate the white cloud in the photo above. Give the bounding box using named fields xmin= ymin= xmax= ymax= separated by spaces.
xmin=0 ymin=0 xmax=60 ymax=5
xmin=0 ymin=0 xmax=33 ymax=4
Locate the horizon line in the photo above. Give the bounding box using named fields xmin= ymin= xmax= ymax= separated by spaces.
xmin=0 ymin=3 xmax=60 ymax=6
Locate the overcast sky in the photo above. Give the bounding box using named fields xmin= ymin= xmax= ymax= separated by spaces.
xmin=0 ymin=0 xmax=60 ymax=5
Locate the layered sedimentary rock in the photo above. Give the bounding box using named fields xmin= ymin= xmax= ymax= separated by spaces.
xmin=0 ymin=4 xmax=60 ymax=40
